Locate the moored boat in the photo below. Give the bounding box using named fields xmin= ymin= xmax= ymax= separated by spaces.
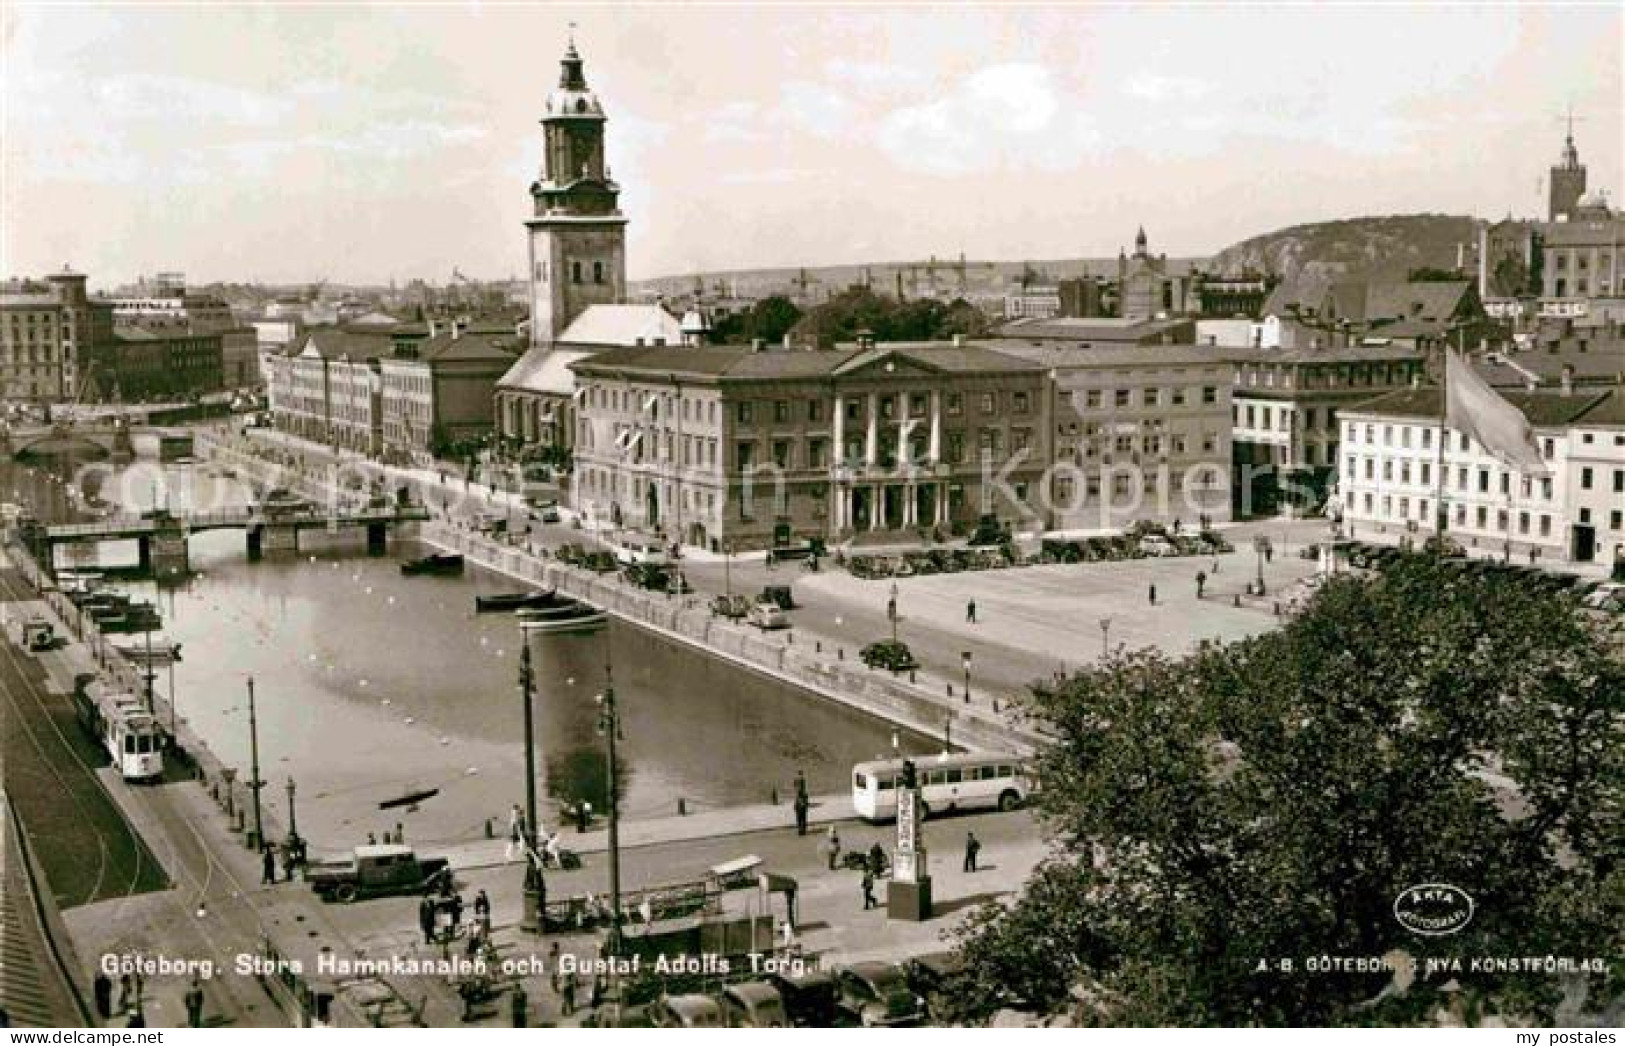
xmin=112 ymin=637 xmax=184 ymax=664
xmin=474 ymin=590 xmax=563 ymax=613
xmin=401 ymin=553 xmax=465 ymax=577
xmin=517 ymin=599 xmax=609 ymax=633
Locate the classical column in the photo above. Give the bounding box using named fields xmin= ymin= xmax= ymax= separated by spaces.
xmin=832 ymin=393 xmax=845 ymax=465
xmin=929 ymin=390 xmax=942 ymax=464
xmin=865 ymin=393 xmax=879 ymax=466
xmin=936 ymin=482 xmax=949 ymax=525
xmin=903 ymin=483 xmax=917 ymax=526
xmin=870 ymin=485 xmax=883 ymax=530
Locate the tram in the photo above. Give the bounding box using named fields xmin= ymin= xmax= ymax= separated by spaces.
xmin=72 ymin=675 xmax=165 ymax=782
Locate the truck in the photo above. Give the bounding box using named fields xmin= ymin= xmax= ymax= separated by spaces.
xmin=304 ymin=844 xmax=452 ymax=903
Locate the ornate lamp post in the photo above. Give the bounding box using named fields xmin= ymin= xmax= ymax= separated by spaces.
xmin=245 ymin=676 xmax=265 ymax=851
xmin=888 ymin=583 xmax=900 ymax=645
xmin=285 ymin=777 xmax=304 ymax=867
xmin=1098 ymin=617 xmax=1112 ymax=658
xmin=518 ymin=644 xmax=545 ymax=933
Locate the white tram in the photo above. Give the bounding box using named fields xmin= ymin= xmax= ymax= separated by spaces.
xmin=73 ymin=676 xmax=165 ymax=781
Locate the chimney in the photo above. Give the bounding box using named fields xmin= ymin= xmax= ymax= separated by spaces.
xmin=952 ymin=333 xmax=966 ymax=348
xmin=1561 ymin=364 xmax=1575 ymax=396
xmin=751 ymin=337 xmax=767 ymax=352
xmin=782 ymin=332 xmax=793 ymax=350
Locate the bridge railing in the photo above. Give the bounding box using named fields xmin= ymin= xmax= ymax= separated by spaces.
xmin=42 ymin=505 xmax=428 ymax=539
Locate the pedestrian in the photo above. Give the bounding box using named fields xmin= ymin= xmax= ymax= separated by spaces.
xmin=1173 ymin=517 xmax=1182 ymax=535
xmin=506 ymin=803 xmax=526 ymax=862
xmin=548 ymin=942 xmax=562 ymax=993
xmin=93 ymin=973 xmax=113 ymax=1020
xmin=261 ymin=843 xmax=277 ymax=885
xmin=793 ymin=792 xmax=810 ymax=836
xmin=561 ymin=971 xmax=578 ymax=1016
xmin=823 ymin=826 xmax=841 ymax=870
xmin=1212 ymin=557 xmax=1220 ymax=575
xmin=965 ymin=599 xmax=977 ymax=624
xmin=511 ymin=984 xmax=528 ymax=1029
xmin=793 ymin=769 xmax=808 ymax=803
xmin=282 ymin=843 xmax=298 ymax=882
xmin=963 ymin=831 xmax=981 ymax=873
xmin=473 ymin=889 xmax=491 ymax=929
xmin=184 ymin=978 xmax=205 ymax=1028
xmin=419 ymin=895 xmax=436 ymax=945
xmin=1195 ymin=571 xmax=1207 ymax=599
xmin=450 ymin=892 xmax=464 ymax=932
xmin=861 ymin=868 xmax=877 ymax=910
xmin=868 ymin=841 xmax=885 ymax=876
xmin=1264 ymin=542 xmax=1273 ymax=564
xmin=576 ymin=801 xmax=591 ymax=833
xmin=117 ymin=974 xmax=132 ymax=1015
xmin=1148 ymin=583 xmax=1157 ymax=606
xmin=439 ymin=871 xmax=455 ymax=899
xmin=395 ymin=822 xmax=406 ymax=844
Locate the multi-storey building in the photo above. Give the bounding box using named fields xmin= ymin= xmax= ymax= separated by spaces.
xmin=266 ymin=327 xmax=395 ymax=451
xmin=379 ymin=321 xmax=521 ymax=463
xmin=569 ymin=338 xmax=1052 ymax=551
xmin=1226 ymin=344 xmax=1427 ymax=515
xmin=1003 ymin=280 xmax=1061 ymax=320
xmin=985 ymin=343 xmax=1233 ymax=529
xmin=91 ymin=327 xmax=224 ymax=401
xmin=1540 ymin=218 xmax=1625 ymax=301
xmin=0 ymin=269 xmax=111 ymax=403
xmin=1338 ymin=387 xmax=1623 ymax=567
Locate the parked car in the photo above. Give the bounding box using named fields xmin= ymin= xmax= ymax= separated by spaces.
xmin=616 ymin=539 xmax=669 ymax=566
xmin=719 ymin=982 xmax=788 ymax=1028
xmin=764 ymin=969 xmax=843 ymax=1028
xmin=835 ymin=962 xmax=925 ymax=1027
xmin=760 ymin=584 xmax=795 ymax=610
xmin=305 ymin=844 xmax=451 ymax=903
xmin=1138 ymin=535 xmax=1176 ymax=557
xmin=645 ymin=994 xmax=723 ymax=1028
xmin=748 ymin=602 xmax=790 ymax=630
xmin=711 ymin=594 xmax=751 ymax=619
xmin=903 ymin=952 xmax=966 ymax=1021
xmin=860 ymin=639 xmax=919 ymax=673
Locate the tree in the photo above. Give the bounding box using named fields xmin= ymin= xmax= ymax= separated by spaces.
xmin=789 ymin=287 xmax=993 ymax=348
xmin=711 ymin=295 xmax=803 ymax=346
xmin=949 ymin=556 xmax=1624 ymax=1026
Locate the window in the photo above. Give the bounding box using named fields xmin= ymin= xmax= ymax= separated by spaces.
xmin=773 ymin=400 xmax=789 ymax=423
xmin=980 ymin=393 xmax=996 ymax=415
xmin=572 ymin=261 xmax=583 ymax=284
xmin=1539 ymin=515 xmax=1551 ymax=537
xmin=946 ymin=432 xmax=965 ymax=463
xmin=593 ymin=261 xmax=604 ymax=284
xmin=1478 ymin=469 xmax=1489 ymax=493
xmin=1611 ymin=510 xmax=1622 ymax=531
xmin=1143 ymin=388 xmax=1160 ymax=408
xmin=946 ymin=393 xmax=963 ymax=416
xmin=1013 ymin=391 xmax=1030 ymax=414
xmin=736 ymin=442 xmax=755 ymax=468
xmin=808 ymin=399 xmax=823 ymax=422
xmin=1086 ymin=389 xmax=1102 ymax=409
xmin=1172 ymin=388 xmax=1186 ymax=405
xmin=772 ymin=440 xmax=790 ymax=468
xmin=809 ymin=439 xmax=826 ymax=468
xmin=1582 ymin=467 xmax=1594 ymax=490
xmin=737 ymin=402 xmax=753 ymax=424
xmin=1115 ymin=389 xmax=1131 ymax=408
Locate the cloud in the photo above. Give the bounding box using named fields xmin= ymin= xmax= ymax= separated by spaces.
xmin=1124 ymin=73 xmax=1212 ymax=102
xmin=779 ymin=80 xmax=851 ymax=138
xmin=875 ymin=62 xmax=1095 ymax=176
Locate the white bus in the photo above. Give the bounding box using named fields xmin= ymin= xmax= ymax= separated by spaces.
xmin=852 ymin=753 xmax=1031 ymax=822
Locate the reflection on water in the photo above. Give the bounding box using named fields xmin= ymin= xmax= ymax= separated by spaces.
xmin=3 ymin=456 xmax=932 ymax=848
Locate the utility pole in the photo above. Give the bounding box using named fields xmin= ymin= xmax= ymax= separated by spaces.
xmin=596 ymin=663 xmax=624 ymax=959
xmin=246 ymin=676 xmax=264 ymax=851
xmin=519 ymin=643 xmax=544 ymax=933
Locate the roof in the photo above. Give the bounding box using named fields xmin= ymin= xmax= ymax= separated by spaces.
xmin=411 ymin=330 xmax=525 ymax=365
xmin=353 ymin=843 xmax=414 ymax=859
xmin=981 ymin=340 xmax=1235 ymax=369
xmin=1262 ymin=273 xmax=1337 ymax=318
xmin=301 ymin=327 xmax=395 ymax=362
xmin=496 ymin=347 xmax=596 ymax=395
xmin=1474 ymin=346 xmax=1625 ymax=388
xmin=996 ymin=316 xmax=1193 ymax=342
xmin=1360 ymin=281 xmax=1473 ymax=325
xmin=1224 ymin=344 xmax=1425 ymax=364
xmin=1538 ymin=217 xmax=1625 ymax=247
xmin=556 ymin=304 xmax=683 ymax=348
xmin=570 ymin=342 xmax=1046 ymax=382
xmin=1341 ymin=386 xmax=1614 ymax=427
xmin=345 ymin=310 xmax=400 ymax=328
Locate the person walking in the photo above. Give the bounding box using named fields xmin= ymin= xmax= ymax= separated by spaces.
xmin=1212 ymin=557 xmax=1220 ymax=575
xmin=510 ymin=983 xmax=528 ymax=1028
xmin=505 ymin=804 xmax=526 ymax=862
xmin=1195 ymin=570 xmax=1207 ymax=599
xmin=965 ymin=599 xmax=977 ymax=624
xmin=793 ymin=769 xmax=808 ymax=803
xmin=963 ymin=831 xmax=981 ymax=873
xmin=93 ymin=973 xmax=113 ymax=1020
xmin=868 ymin=841 xmax=886 ymax=876
xmin=419 ymin=895 xmax=437 ymax=945
xmin=548 ymin=942 xmax=562 ymax=993
xmin=1148 ymin=583 xmax=1157 ymax=606
xmin=473 ymin=889 xmax=491 ymax=930
xmin=261 ymin=843 xmax=277 ymax=885
xmin=823 ymin=826 xmax=841 ymax=871
xmin=561 ymin=970 xmax=578 ymax=1016
xmin=282 ymin=842 xmax=298 ymax=882
xmin=449 ymin=892 xmax=464 ymax=933
xmin=861 ymin=868 xmax=878 ymax=910
xmin=184 ymin=978 xmax=205 ymax=1028
xmin=793 ymin=791 xmax=810 ymax=836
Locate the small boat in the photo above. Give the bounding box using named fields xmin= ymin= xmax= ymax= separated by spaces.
xmin=401 ymin=553 xmax=465 ymax=577
xmin=474 ymin=590 xmax=561 ymax=614
xmin=379 ymin=787 xmax=440 ymax=811
xmin=113 ymin=638 xmax=183 ymax=664
xmin=517 ymin=600 xmax=609 ymax=634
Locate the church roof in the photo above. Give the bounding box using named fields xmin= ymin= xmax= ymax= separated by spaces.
xmin=556 ymin=304 xmax=684 ymax=348
xmin=497 ymin=347 xmax=597 ymax=396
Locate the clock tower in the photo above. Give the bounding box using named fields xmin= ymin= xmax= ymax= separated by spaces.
xmin=526 ymin=39 xmax=627 ymax=347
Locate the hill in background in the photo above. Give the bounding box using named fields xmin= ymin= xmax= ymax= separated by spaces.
xmin=1208 ymin=213 xmax=1479 ymax=285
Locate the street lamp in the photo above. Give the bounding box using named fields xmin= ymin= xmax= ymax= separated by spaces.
xmin=517 ymin=643 xmax=545 ymax=934
xmin=595 ymin=664 xmax=626 ymax=962
xmin=888 ymin=583 xmax=900 ymax=645
xmin=1098 ymin=617 xmax=1112 ymax=658
xmin=961 ymin=650 xmax=972 ymax=705
xmin=1252 ymin=535 xmax=1268 ymax=596
xmin=285 ymin=777 xmax=304 ymax=867
xmin=245 ymin=676 xmax=265 ymax=852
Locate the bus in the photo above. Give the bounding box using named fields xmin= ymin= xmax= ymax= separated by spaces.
xmin=851 ymin=753 xmax=1031 ymax=822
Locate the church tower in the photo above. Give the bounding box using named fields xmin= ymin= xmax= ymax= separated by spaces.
xmin=526 ymin=39 xmax=627 ymax=347
xmin=1549 ymin=116 xmax=1587 ymax=222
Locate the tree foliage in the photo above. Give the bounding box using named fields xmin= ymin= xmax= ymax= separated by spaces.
xmin=710 ymin=295 xmax=803 ymax=346
xmin=788 ymin=287 xmax=991 ymax=348
xmin=949 ymin=556 xmax=1624 ymax=1026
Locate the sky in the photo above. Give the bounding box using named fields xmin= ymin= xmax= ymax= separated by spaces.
xmin=2 ymin=3 xmax=1621 ymax=289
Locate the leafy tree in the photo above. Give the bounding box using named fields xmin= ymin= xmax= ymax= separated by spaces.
xmin=711 ymin=295 xmax=803 ymax=346
xmin=789 ymin=287 xmax=993 ymax=348
xmin=948 ymin=556 xmax=1624 ymax=1026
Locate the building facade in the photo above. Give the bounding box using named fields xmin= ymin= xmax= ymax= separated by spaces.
xmin=987 ymin=343 xmax=1233 ymax=530
xmin=525 ymin=42 xmax=627 ymax=348
xmin=379 ymin=322 xmax=521 ymax=463
xmin=0 ymin=269 xmax=110 ymax=403
xmin=569 ymin=340 xmax=1053 ymax=551
xmin=92 ymin=327 xmax=224 ymax=401
xmin=1338 ymin=387 xmax=1623 ymax=568
xmin=1227 ymin=345 xmax=1427 ymax=515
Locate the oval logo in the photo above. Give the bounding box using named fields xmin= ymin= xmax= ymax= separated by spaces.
xmin=1394 ymin=883 xmax=1475 ymax=936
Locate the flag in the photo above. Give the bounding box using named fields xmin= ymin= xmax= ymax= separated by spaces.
xmin=1445 ymin=350 xmax=1547 ymax=475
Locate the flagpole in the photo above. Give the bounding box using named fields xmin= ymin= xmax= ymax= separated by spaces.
xmin=1433 ymin=333 xmax=1453 ymax=540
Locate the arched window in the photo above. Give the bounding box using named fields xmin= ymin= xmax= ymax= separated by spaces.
xmin=572 ymin=261 xmax=582 ymax=284
xmin=593 ymin=261 xmax=604 ymax=284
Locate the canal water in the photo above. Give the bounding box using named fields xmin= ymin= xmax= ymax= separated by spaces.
xmin=3 ymin=454 xmax=930 ymax=849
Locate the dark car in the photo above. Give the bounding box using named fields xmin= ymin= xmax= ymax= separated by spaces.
xmin=760 ymin=585 xmax=795 ymax=611
xmin=765 ymin=968 xmax=843 ymax=1028
xmin=860 ymin=640 xmax=919 ymax=673
xmin=711 ymin=593 xmax=751 ymax=619
xmin=835 ymin=962 xmax=924 ymax=1027
xmin=904 ymin=952 xmax=966 ymax=1021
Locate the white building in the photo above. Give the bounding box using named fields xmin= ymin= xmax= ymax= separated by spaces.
xmin=1338 ymin=386 xmax=1623 ymax=568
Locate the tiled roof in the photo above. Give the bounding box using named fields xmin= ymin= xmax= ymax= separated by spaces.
xmin=497 ymin=347 xmax=596 ymax=395
xmin=983 ymin=341 xmax=1236 ymax=369
xmin=1538 ymin=218 xmax=1625 ymax=247
xmin=302 ymin=328 xmax=395 ymax=362
xmin=1474 ymin=346 xmax=1625 ymax=388
xmin=1342 ymin=386 xmax=1613 ymax=426
xmin=995 ymin=316 xmax=1193 ymax=341
xmin=415 ymin=330 xmax=525 ymax=364
xmin=570 ymin=341 xmax=1046 ymax=382
xmin=1223 ymin=344 xmax=1425 ymax=364
xmin=556 ymin=304 xmax=683 ymax=348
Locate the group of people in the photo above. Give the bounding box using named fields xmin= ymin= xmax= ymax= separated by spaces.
xmin=418 ymin=875 xmax=493 ymax=949
xmin=260 ymin=838 xmax=304 ymax=885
